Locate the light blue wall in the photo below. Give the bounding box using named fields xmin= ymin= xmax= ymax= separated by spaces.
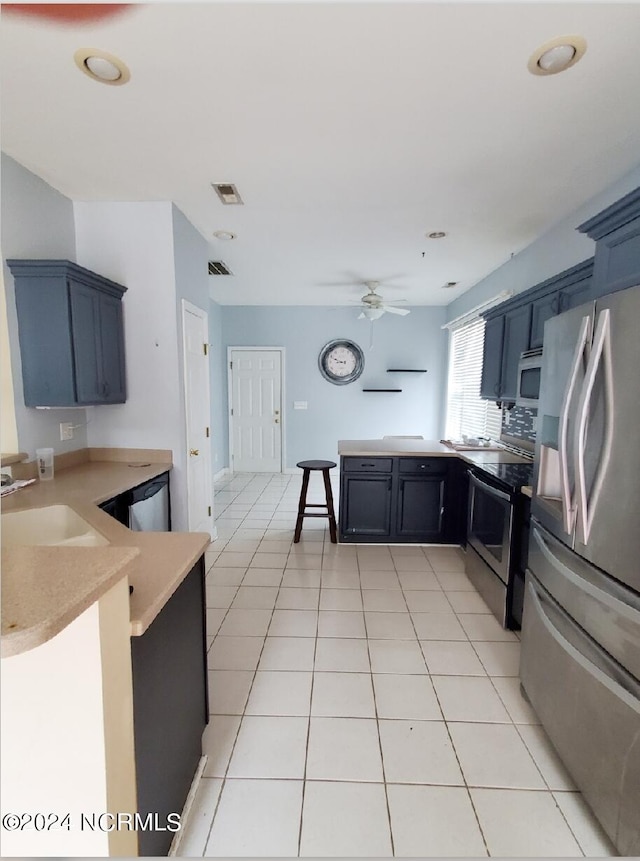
xmin=217 ymin=306 xmax=447 ymax=469
xmin=208 ymin=300 xmax=228 ymax=473
xmin=446 ymin=163 xmax=640 ymax=323
xmin=1 ymin=153 xmax=91 ymax=457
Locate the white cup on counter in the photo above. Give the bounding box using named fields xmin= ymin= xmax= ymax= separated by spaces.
xmin=36 ymin=447 xmax=54 ymax=481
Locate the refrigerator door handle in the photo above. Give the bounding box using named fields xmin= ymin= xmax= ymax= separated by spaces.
xmin=575 ymin=309 xmax=614 ymax=544
xmin=558 ymin=315 xmax=591 ymax=534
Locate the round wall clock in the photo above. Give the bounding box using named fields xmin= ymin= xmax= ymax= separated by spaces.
xmin=318 ymin=339 xmax=365 ymax=385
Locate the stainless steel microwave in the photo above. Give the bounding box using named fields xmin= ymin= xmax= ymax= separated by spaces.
xmin=516 ymin=348 xmax=543 ymax=408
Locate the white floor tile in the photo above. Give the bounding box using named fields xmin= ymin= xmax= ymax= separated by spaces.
xmin=404 ymin=590 xmax=454 ymax=613
xmin=230 ymin=585 xmax=278 ymax=609
xmin=208 ymin=670 xmax=254 ymax=715
xmin=470 ymin=787 xmax=582 ymax=856
xmin=398 ymin=570 xmax=443 ymax=590
xmin=457 ymin=613 xmax=519 ymax=641
xmin=435 ymin=570 xmax=476 ymax=590
xmin=205 ymin=585 xmax=238 ymax=608
xmin=449 ymin=722 xmax=546 ymax=789
xmin=320 ymin=587 xmax=363 ymax=611
xmin=393 ymin=555 xmax=432 ymax=571
xmin=362 ymin=589 xmax=408 ymax=612
xmin=227 ymin=715 xmax=308 ymax=778
xmin=359 ymin=570 xmax=402 ymax=590
xmin=207 ymin=566 xmax=246 ymax=586
xmin=258 ymin=636 xmax=316 ymax=671
xmin=516 ymin=724 xmax=577 ymax=790
xmin=275 ymin=586 xmax=320 ymax=610
xmin=217 ymin=607 xmax=272 ymax=637
xmin=240 ymin=568 xmax=283 ymax=586
xmin=387 ymin=784 xmax=487 ymax=857
xmin=287 ymin=554 xmax=323 ymax=570
xmin=208 ymin=635 xmax=264 ymax=671
xmin=202 ymin=715 xmax=242 ymax=777
xmin=446 ymin=590 xmax=492 ymax=613
xmin=268 ymin=608 xmax=318 ymax=637
xmin=213 ymin=551 xmax=254 ymax=568
xmin=306 ymin=717 xmax=384 ymax=781
xmin=365 ymin=611 xmax=416 ymax=639
xmin=421 ymin=640 xmax=487 ymax=676
xmin=311 ymin=671 xmax=376 ymax=717
xmin=433 ymin=676 xmax=511 ymax=723
xmin=412 ymin=613 xmax=468 ymax=640
xmin=281 ymin=568 xmax=322 ymax=588
xmin=368 ymin=639 xmax=428 ymax=674
xmin=177 ymin=777 xmax=223 ymax=856
xmin=472 ymin=640 xmax=521 ymax=676
xmin=552 ymin=791 xmax=617 ymax=856
xmin=318 ymin=610 xmax=367 ymax=638
xmin=300 ymin=781 xmax=392 ymax=857
xmin=320 ymin=569 xmax=361 ymax=588
xmin=250 ymin=551 xmax=288 ymax=568
xmin=206 ymin=609 xmax=227 ymax=637
xmin=373 ymin=673 xmax=442 ymax=720
xmin=314 ymin=637 xmax=371 ymax=672
xmin=491 ymin=676 xmax=541 ymax=724
xmin=424 ymin=546 xmax=466 ymax=572
xmin=205 ymin=778 xmax=303 ymax=857
xmin=380 ymin=719 xmax=464 ymax=785
xmin=244 ymin=670 xmax=312 ymax=716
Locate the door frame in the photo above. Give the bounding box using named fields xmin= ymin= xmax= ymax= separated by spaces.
xmin=181 ymin=299 xmax=214 ymax=538
xmin=227 ymin=346 xmax=286 ymax=474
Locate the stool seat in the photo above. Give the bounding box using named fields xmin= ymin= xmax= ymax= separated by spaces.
xmin=294 ymin=460 xmax=338 ymax=543
xmin=296 ymin=459 xmax=337 ymax=470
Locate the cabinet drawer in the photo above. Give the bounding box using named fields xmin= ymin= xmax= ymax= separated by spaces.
xmin=398 ymin=457 xmax=447 ymax=476
xmin=342 ymin=457 xmax=392 ymax=473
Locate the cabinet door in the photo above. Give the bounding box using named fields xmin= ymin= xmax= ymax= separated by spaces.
xmin=98 ymin=292 xmax=127 ymax=402
xmin=500 ymin=303 xmax=532 ymax=401
xmin=340 ymin=474 xmax=392 ymax=537
xmin=480 ymin=315 xmax=505 ymax=400
xmin=396 ymin=476 xmax=445 ymax=540
xmin=559 ymin=276 xmax=593 ymax=312
xmin=530 ymin=292 xmax=559 ymax=349
xmin=69 ymin=279 xmax=103 ymax=403
xmin=131 ymin=559 xmax=208 ymax=856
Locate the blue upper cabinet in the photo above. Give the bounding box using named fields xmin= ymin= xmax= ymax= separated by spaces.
xmin=7 ymin=259 xmax=127 ymax=407
xmin=578 ymin=186 xmax=640 ymax=298
xmin=528 ymin=258 xmax=594 ymax=348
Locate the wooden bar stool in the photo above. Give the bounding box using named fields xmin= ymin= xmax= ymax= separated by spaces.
xmin=294 ymin=460 xmax=337 ymax=543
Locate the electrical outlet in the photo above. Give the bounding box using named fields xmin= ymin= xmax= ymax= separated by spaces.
xmin=60 ymin=422 xmax=74 ymax=441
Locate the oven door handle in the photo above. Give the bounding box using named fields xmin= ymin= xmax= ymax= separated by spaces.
xmin=469 ymin=471 xmax=511 ymax=503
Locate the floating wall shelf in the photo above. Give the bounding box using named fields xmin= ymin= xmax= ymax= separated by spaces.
xmin=386 ymin=369 xmax=427 ymax=373
xmin=362 ymin=388 xmax=402 ymax=392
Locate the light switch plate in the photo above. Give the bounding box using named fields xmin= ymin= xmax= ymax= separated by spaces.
xmin=60 ymin=422 xmax=74 ymax=441
xmin=293 ymin=401 xmax=308 ymax=410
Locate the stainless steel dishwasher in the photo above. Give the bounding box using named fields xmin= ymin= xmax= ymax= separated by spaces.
xmin=127 ymin=472 xmax=171 ymax=532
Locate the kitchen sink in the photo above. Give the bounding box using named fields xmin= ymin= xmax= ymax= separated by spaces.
xmin=1 ymin=504 xmax=109 ymax=547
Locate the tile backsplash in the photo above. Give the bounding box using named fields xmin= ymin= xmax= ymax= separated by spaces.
xmin=502 ymin=405 xmax=537 ymax=444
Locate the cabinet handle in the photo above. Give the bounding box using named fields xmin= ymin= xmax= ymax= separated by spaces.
xmin=361 ymin=462 xmax=376 ymax=468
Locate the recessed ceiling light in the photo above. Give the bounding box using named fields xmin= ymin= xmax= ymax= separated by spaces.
xmin=442 ymin=281 xmax=459 ymax=289
xmin=212 ymin=183 xmax=244 ymax=205
xmin=74 ymin=48 xmax=130 ymax=85
xmin=427 ymin=231 xmax=447 ymax=239
xmin=213 ymin=230 xmax=237 ymax=241
xmin=528 ymin=35 xmax=587 ymax=76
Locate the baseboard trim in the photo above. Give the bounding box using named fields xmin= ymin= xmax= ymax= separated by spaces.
xmin=213 ymin=467 xmax=230 ymax=482
xmin=168 ymin=754 xmax=208 ymax=856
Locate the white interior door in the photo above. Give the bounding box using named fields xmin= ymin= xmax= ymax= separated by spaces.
xmin=230 ymin=349 xmax=282 ymax=472
xmin=182 ymin=301 xmax=214 ymax=537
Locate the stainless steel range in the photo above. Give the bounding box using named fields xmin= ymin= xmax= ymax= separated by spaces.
xmin=466 ymin=460 xmax=533 ymax=629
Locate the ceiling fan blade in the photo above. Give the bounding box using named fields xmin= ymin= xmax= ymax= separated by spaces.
xmin=383 ymin=306 xmax=411 ymax=316
xmin=357 ymin=312 xmax=366 ymax=319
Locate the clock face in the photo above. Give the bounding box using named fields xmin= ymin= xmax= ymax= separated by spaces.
xmin=318 ymin=339 xmax=364 ymax=385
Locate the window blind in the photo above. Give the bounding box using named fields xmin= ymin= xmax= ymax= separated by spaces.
xmin=444 ymin=318 xmax=503 ymax=441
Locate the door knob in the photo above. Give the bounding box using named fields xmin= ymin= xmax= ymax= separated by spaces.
xmin=189 ymin=448 xmax=200 ymax=456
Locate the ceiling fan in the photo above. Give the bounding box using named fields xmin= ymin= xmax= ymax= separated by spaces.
xmin=355 ymin=282 xmax=411 ymax=320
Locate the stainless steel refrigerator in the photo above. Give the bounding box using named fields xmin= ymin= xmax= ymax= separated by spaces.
xmin=522 ymin=282 xmax=640 ymax=856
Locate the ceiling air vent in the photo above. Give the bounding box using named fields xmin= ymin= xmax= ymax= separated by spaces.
xmin=208 ymin=260 xmax=233 ymax=276
xmin=211 ymin=182 xmax=243 ymax=205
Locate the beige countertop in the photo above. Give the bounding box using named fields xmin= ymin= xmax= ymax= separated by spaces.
xmin=1 ymin=452 xmax=29 ymax=467
xmin=521 ymin=485 xmax=533 ymax=498
xmin=338 ymin=439 xmax=531 ymax=465
xmin=1 ymin=453 xmax=210 ymax=657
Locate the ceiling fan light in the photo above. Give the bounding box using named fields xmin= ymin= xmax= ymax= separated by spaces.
xmin=362 ymin=307 xmax=385 ymax=321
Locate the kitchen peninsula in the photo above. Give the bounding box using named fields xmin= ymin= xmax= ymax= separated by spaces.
xmin=1 ymin=449 xmax=211 ymax=857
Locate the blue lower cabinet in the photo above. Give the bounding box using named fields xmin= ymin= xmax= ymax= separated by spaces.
xmin=7 ymin=259 xmax=127 ymax=407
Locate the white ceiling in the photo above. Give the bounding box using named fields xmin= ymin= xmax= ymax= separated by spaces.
xmin=2 ymin=2 xmax=640 ymax=308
